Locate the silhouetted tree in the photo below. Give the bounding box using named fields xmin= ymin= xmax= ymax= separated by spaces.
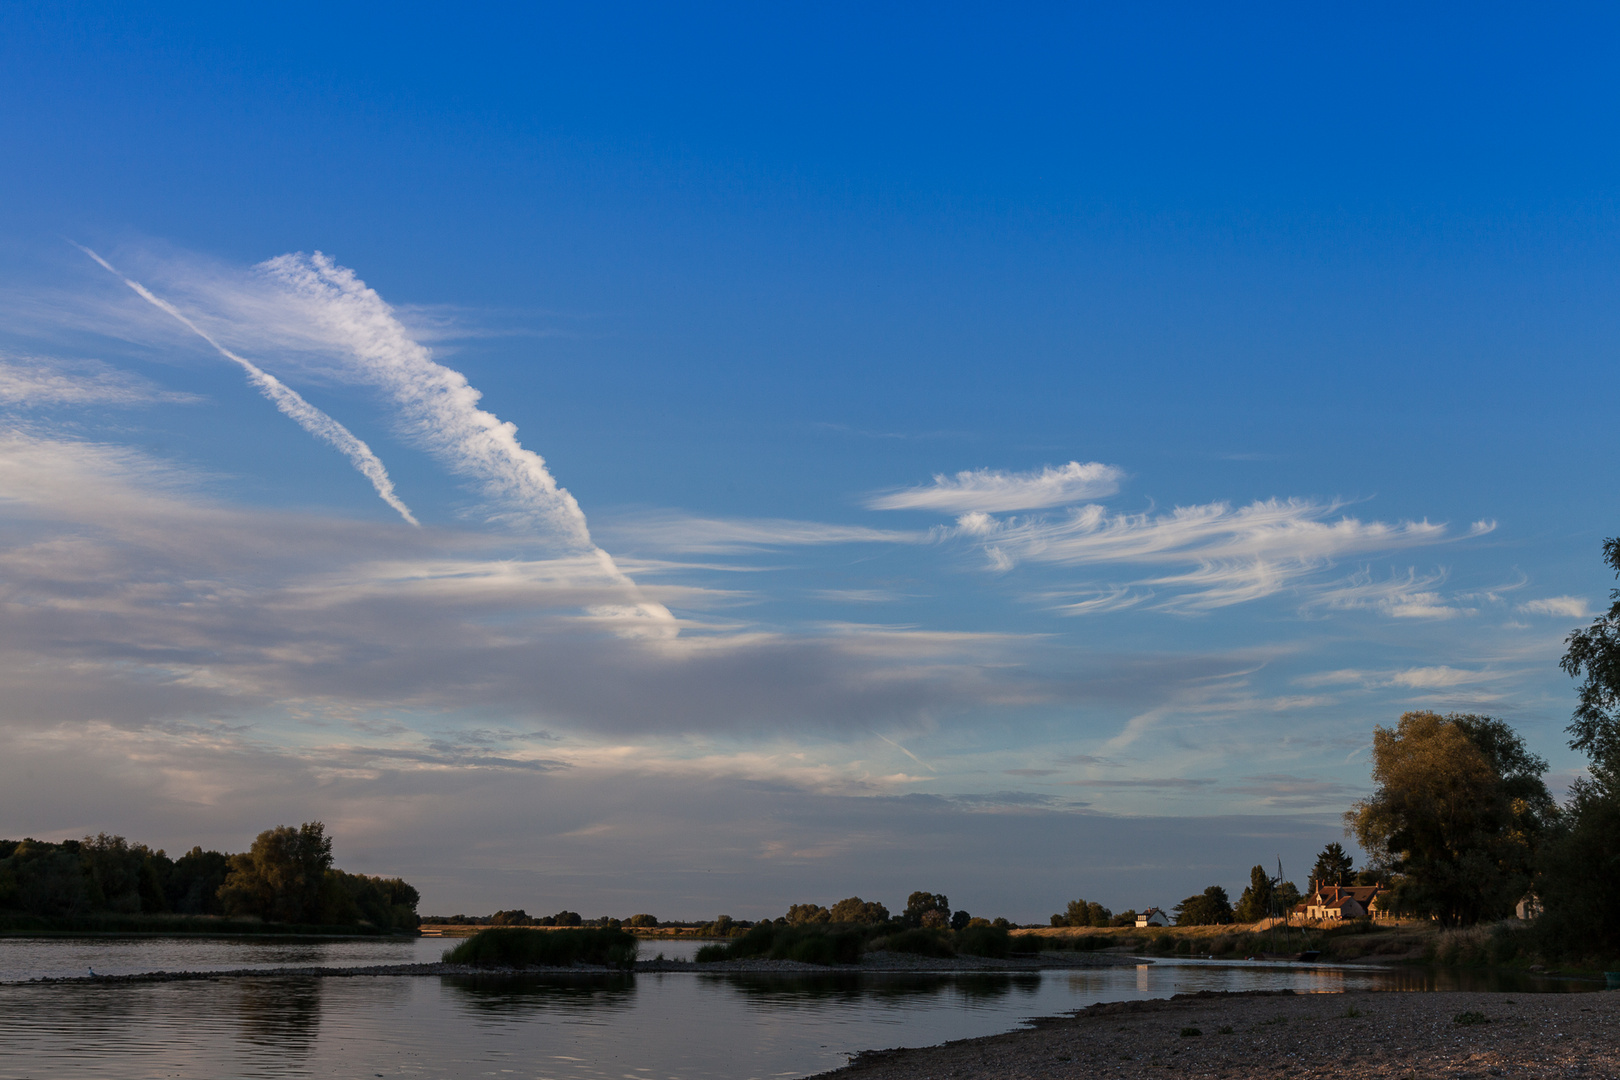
xmin=1536 ymin=535 xmax=1620 ymax=958
xmin=903 ymin=891 xmax=950 ymax=928
xmin=785 ymin=903 xmax=832 ymax=925
xmin=1310 ymin=843 xmax=1355 ymax=889
xmin=218 ymin=822 xmax=334 ymax=924
xmin=1173 ymin=886 xmax=1233 ymax=926
xmin=828 ymin=896 xmax=890 ymax=924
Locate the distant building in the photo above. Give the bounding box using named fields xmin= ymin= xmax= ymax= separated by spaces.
xmin=1136 ymin=907 xmax=1170 ymax=927
xmin=1296 ymin=882 xmax=1385 ymax=921
xmin=1515 ymin=894 xmax=1542 ymax=921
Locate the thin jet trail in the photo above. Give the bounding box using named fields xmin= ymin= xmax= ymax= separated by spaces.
xmin=75 ymin=244 xmax=418 ymax=525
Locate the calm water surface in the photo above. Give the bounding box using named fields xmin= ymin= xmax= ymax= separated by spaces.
xmin=0 ymin=937 xmax=1595 ymax=1080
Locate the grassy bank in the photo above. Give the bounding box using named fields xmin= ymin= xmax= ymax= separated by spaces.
xmin=0 ymin=912 xmax=413 ymax=937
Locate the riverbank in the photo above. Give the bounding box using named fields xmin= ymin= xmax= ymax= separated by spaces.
xmin=811 ymin=987 xmax=1617 ymax=1080
xmin=6 ymin=947 xmax=1145 ymax=985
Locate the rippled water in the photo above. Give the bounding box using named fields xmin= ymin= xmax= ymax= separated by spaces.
xmin=0 ymin=938 xmax=1596 ymax=1080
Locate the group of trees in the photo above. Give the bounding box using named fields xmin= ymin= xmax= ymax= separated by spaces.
xmin=783 ymin=896 xmax=893 ymax=926
xmin=765 ymin=893 xmax=1008 ymax=934
xmin=1325 ymin=535 xmax=1620 ymax=957
xmin=1346 ymin=711 xmax=1554 ymax=926
xmin=1050 ymin=897 xmax=1136 ymax=927
xmin=0 ymin=822 xmax=418 ymax=931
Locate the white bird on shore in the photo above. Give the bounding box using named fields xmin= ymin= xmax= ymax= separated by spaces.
xmin=87 ymin=966 xmax=95 ymax=976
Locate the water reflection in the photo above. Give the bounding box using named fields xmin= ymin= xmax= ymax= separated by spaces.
xmin=0 ymin=957 xmax=1600 ymax=1080
xmin=444 ymin=971 xmax=638 ymax=1014
xmin=233 ymin=977 xmax=322 ymax=1054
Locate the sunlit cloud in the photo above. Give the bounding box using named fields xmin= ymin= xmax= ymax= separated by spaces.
xmin=1518 ymin=596 xmax=1588 ymax=619
xmin=867 ymin=460 xmax=1124 ymax=512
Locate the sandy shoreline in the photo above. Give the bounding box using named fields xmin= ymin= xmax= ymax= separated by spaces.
xmin=810 ymin=988 xmax=1618 ymax=1080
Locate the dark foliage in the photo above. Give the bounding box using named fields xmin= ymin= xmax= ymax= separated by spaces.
xmin=490 ymin=909 xmax=534 ymax=926
xmin=1310 ymin=843 xmax=1355 ymax=889
xmin=1560 ymin=537 xmax=1620 ymax=794
xmin=443 ymin=927 xmax=638 ymax=968
xmin=1537 ymin=541 xmax=1620 ymax=962
xmin=1348 ymin=712 xmax=1553 ymax=926
xmin=828 ymin=897 xmax=890 ymax=924
xmin=698 ymin=922 xmax=864 ymax=965
xmin=0 ymin=824 xmax=416 ymax=931
xmin=1052 ymin=897 xmax=1112 ymax=927
xmin=954 ymin=924 xmax=1011 ymax=957
xmin=1174 ymin=886 xmax=1234 ymax=926
xmin=902 ymin=891 xmax=950 ymax=928
xmin=878 ymin=927 xmax=956 ymax=957
xmin=218 ymin=823 xmax=333 ymax=924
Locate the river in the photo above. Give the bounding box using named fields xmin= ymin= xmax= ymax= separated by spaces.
xmin=0 ymin=936 xmax=1595 ymax=1079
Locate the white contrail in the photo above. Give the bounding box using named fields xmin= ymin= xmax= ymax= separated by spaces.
xmin=75 ymin=244 xmax=419 ymax=526
xmin=260 ymin=251 xmax=673 ymax=630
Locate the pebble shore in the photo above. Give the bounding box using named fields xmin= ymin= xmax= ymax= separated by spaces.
xmin=809 ymin=988 xmax=1619 ymax=1080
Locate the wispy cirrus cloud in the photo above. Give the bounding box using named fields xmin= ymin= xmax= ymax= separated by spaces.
xmin=0 ymin=354 xmax=198 ymax=408
xmin=1309 ymin=567 xmax=1478 ymax=619
xmin=955 ymin=500 xmax=1491 ymax=613
xmin=600 ymin=512 xmax=927 ymax=555
xmin=867 ymin=460 xmax=1124 ymax=512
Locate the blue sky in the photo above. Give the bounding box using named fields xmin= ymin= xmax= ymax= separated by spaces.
xmin=1 ymin=4 xmax=1616 ymax=920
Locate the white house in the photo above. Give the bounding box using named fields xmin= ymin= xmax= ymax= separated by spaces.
xmin=1135 ymin=907 xmax=1170 ymax=927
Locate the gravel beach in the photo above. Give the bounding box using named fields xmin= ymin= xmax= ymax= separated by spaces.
xmin=811 ymin=988 xmax=1619 ymax=1080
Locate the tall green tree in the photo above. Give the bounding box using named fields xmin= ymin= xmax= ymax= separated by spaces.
xmin=1560 ymin=536 xmax=1620 ymax=793
xmin=1310 ymin=843 xmax=1355 ymax=889
xmin=1347 ymin=712 xmax=1553 ymax=926
xmin=1234 ymin=865 xmax=1277 ymax=922
xmin=217 ymin=822 xmax=334 ymax=924
xmin=1174 ymin=885 xmax=1233 ymax=926
xmin=1536 ymin=535 xmax=1620 ymax=959
xmin=903 ymin=891 xmax=950 ymax=928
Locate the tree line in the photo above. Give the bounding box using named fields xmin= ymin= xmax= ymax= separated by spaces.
xmin=0 ymin=821 xmax=419 ymax=931
xmin=1046 ymin=535 xmax=1620 ymax=958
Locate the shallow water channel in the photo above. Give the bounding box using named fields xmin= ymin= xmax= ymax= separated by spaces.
xmin=0 ymin=936 xmax=1596 ymax=1080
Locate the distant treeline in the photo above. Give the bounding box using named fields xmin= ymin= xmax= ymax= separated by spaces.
xmin=425 ymin=893 xmax=1021 ymax=936
xmin=0 ymin=822 xmax=418 ymax=931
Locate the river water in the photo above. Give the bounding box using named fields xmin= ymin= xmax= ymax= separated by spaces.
xmin=0 ymin=937 xmax=1595 ymax=1080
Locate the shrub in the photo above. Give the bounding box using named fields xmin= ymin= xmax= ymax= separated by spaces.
xmin=875 ymin=928 xmax=955 ymax=958
xmin=696 ymin=922 xmax=863 ymax=965
xmin=1008 ymin=932 xmax=1041 ymax=954
xmin=955 ymin=925 xmax=1011 ymax=958
xmin=442 ymin=927 xmax=638 ymax=969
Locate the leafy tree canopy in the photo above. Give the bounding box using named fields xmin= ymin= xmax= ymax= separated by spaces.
xmin=828 ymin=896 xmax=890 ymax=924
xmin=1561 ymin=536 xmax=1620 ymax=794
xmin=1347 ymin=712 xmax=1552 ymax=926
xmin=903 ymin=891 xmax=950 ymax=928
xmin=1174 ymin=885 xmax=1233 ymax=926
